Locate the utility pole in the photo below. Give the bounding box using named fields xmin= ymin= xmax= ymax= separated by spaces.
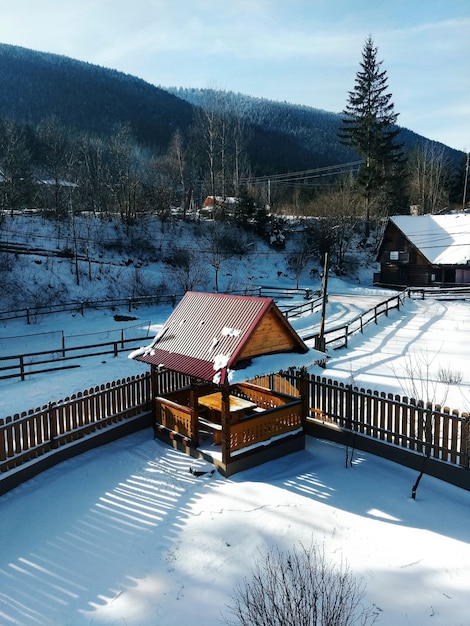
xmin=462 ymin=152 xmax=469 ymax=211
xmin=315 ymin=252 xmax=329 ymax=357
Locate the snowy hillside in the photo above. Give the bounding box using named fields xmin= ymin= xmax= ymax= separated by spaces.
xmin=0 ymin=212 xmax=375 ymax=311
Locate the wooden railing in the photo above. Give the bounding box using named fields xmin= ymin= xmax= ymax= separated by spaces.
xmin=153 ymin=381 xmax=303 ymax=454
xmin=233 ymin=382 xmax=293 ymax=409
xmin=302 ymin=289 xmax=409 ymax=350
xmin=230 ymin=401 xmax=302 ymax=453
xmin=155 ymin=397 xmax=194 ymax=440
xmin=0 ymin=373 xmax=152 ymax=473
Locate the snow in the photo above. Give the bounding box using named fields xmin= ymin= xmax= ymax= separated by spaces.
xmin=1 ymin=284 xmax=470 ymax=625
xmin=1 ymin=431 xmax=470 ymax=626
xmin=1 ymin=211 xmax=470 ymax=625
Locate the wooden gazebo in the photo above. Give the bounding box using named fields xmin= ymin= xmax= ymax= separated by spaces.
xmin=130 ymin=291 xmax=319 ymax=476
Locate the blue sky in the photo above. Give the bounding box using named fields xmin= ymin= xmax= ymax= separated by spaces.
xmin=1 ymin=0 xmax=468 ymax=152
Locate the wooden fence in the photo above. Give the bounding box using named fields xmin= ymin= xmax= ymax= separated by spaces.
xmin=2 ymin=366 xmax=469 ymax=491
xmin=0 ymin=336 xmax=150 ymax=382
xmin=0 ymin=372 xmax=152 ymax=474
xmin=248 ymin=370 xmax=470 ymax=483
xmin=408 ymin=286 xmax=470 ymax=300
xmin=302 ymin=289 xmax=408 ymax=349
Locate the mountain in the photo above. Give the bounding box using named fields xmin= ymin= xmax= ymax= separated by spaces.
xmin=168 ymin=87 xmax=465 ymax=170
xmin=0 ymin=43 xmax=194 ymax=149
xmin=0 ymin=44 xmax=464 ymax=176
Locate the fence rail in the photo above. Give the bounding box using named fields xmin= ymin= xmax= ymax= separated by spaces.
xmin=0 ymin=335 xmax=150 ymax=381
xmin=408 ymin=286 xmax=470 ymax=300
xmin=0 ymin=286 xmax=318 ymax=324
xmin=0 ymin=294 xmax=180 ymax=324
xmin=303 ymin=290 xmax=408 ymax=349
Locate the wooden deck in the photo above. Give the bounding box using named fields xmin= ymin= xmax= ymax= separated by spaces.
xmin=153 ymin=381 xmax=304 ymax=475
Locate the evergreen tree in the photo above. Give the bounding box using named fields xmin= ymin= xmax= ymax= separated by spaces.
xmin=339 ymin=36 xmax=406 ymax=234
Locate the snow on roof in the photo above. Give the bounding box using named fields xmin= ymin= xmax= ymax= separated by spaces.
xmin=129 ymin=291 xmax=311 ymax=383
xmin=391 ymin=213 xmax=470 ymax=265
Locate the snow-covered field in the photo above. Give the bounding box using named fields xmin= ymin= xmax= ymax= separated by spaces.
xmin=1 ymin=213 xmax=470 ymax=625
xmin=1 ymin=282 xmax=470 ymax=625
xmin=1 ymin=428 xmax=469 ymax=626
xmin=2 ymin=279 xmax=469 ymax=416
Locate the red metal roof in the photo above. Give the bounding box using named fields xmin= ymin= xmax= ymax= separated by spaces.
xmin=131 ymin=291 xmax=308 ymax=383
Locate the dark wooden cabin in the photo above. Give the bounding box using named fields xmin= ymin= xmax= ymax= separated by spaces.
xmin=375 ymin=213 xmax=470 ymax=287
xmin=130 ymin=291 xmax=321 ymax=476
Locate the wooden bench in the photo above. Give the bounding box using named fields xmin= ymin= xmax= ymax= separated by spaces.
xmin=198 ymin=416 xmax=222 ymax=445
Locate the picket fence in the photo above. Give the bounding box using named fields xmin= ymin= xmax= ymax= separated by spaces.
xmin=0 ymin=372 xmax=152 ymax=474
xmin=1 ymin=369 xmax=469 ymax=490
xmin=249 ymin=370 xmax=470 ymax=474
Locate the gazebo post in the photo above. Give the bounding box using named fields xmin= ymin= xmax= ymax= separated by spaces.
xmin=189 ymin=383 xmax=199 ymax=447
xmin=220 ymin=382 xmax=231 ymax=467
xmin=150 ymin=365 xmax=160 ymax=424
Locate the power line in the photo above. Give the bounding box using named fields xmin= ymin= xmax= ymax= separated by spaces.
xmin=241 ymin=161 xmax=363 ymax=187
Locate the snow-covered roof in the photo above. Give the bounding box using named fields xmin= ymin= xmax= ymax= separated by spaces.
xmin=391 ymin=213 xmax=470 ymax=265
xmin=129 ymin=291 xmax=312 ymax=384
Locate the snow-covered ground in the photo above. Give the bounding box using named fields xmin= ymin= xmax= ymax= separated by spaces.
xmin=2 ymin=279 xmax=469 ymax=416
xmin=1 ymin=281 xmax=470 ymax=625
xmin=1 ymin=429 xmax=469 ymax=626
xmin=1 ymin=213 xmax=470 ymax=625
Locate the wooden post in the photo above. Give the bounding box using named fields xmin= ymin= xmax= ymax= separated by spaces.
xmin=462 ymin=413 xmax=470 ymax=468
xmin=220 ymin=383 xmax=231 ymax=467
xmin=189 ymin=384 xmax=199 ymax=447
xmin=0 ymin=418 xmax=6 ymax=464
xmin=150 ymin=366 xmax=160 ymax=425
xmin=314 ymin=252 xmax=329 ymax=358
xmin=297 ymin=368 xmax=309 ymax=428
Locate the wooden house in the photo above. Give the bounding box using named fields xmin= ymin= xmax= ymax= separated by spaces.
xmin=129 ymin=291 xmax=322 ymax=476
xmin=375 ymin=213 xmax=470 ymax=287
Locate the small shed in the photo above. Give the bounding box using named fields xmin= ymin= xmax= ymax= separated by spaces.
xmin=375 ymin=213 xmax=470 ymax=287
xmin=130 ymin=291 xmax=321 ymax=476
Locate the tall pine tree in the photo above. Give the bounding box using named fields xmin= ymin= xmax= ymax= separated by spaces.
xmin=339 ymin=36 xmax=406 ymax=235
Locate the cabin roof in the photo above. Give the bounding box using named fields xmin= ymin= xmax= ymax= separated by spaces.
xmin=129 ymin=291 xmax=310 ymax=383
xmin=389 ymin=214 xmax=470 ymax=265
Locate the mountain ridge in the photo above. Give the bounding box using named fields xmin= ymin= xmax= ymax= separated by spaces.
xmin=0 ymin=43 xmax=464 ymax=176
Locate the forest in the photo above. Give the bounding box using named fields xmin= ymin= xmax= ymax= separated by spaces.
xmin=0 ymin=43 xmax=466 ymax=223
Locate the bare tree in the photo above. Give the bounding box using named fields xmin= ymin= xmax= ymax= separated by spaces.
xmin=390 ymin=348 xmax=460 ymax=499
xmin=108 ymin=124 xmax=144 ymax=222
xmin=407 ymin=141 xmax=450 ymax=214
xmin=0 ymin=119 xmax=34 ymax=212
xmin=165 ymin=245 xmax=208 ymax=293
xmin=223 ymin=542 xmax=376 ymax=626
xmin=203 ymin=222 xmax=247 ymax=292
xmin=36 ymin=116 xmax=77 ymax=217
